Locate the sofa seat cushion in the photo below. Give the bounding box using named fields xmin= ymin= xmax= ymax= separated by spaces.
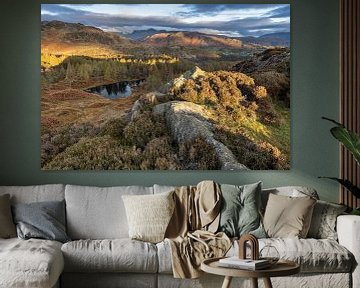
xmin=62 ymin=239 xmax=158 ymax=273
xmin=230 ymin=238 xmax=354 ymax=273
xmin=0 ymin=238 xmax=64 ymax=288
xmin=157 ymin=238 xmax=353 ymax=274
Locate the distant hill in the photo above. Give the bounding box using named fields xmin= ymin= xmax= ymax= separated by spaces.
xmin=41 ymin=20 xmax=136 ymax=56
xmin=143 ymin=31 xmax=243 ymax=48
xmin=119 ymin=28 xmax=168 ymax=40
xmin=241 ymin=32 xmax=290 ymax=47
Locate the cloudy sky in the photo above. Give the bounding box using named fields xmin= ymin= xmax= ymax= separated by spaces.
xmin=41 ymin=4 xmax=290 ymax=37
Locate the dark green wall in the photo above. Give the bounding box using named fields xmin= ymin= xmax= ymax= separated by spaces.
xmin=0 ymin=0 xmax=340 ymax=202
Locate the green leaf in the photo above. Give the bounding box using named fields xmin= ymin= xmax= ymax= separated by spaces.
xmin=319 ymin=177 xmax=360 ymax=198
xmin=322 ymin=117 xmax=360 ymax=165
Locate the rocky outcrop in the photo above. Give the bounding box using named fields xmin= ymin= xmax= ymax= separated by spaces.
xmin=130 ymin=92 xmax=169 ymax=121
xmin=159 ymin=66 xmax=206 ymax=94
xmin=232 ymin=47 xmax=290 ymax=106
xmin=153 ymin=101 xmax=248 ymax=170
xmin=233 ymin=47 xmax=290 ymax=76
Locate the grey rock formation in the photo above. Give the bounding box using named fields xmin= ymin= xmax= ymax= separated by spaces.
xmin=130 ymin=92 xmax=168 ymax=121
xmin=153 ymin=101 xmax=248 ymax=170
xmin=159 ymin=66 xmax=206 ymax=94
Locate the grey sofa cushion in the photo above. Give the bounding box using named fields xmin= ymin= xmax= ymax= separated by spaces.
xmin=158 ymin=237 xmax=353 ymax=274
xmin=230 ymin=238 xmax=353 ymax=273
xmin=61 ymin=273 xmax=157 ymax=288
xmin=61 ymin=239 xmax=158 ymax=273
xmin=12 ymin=200 xmax=70 ymax=243
xmin=65 ymin=185 xmax=153 ymax=239
xmin=0 ymin=184 xmax=65 ymax=204
xmin=0 ymin=238 xmax=64 ymax=288
xmin=153 ymin=184 xmax=177 ymax=194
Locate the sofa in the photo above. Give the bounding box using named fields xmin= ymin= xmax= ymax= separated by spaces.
xmin=0 ymin=183 xmax=359 ymax=288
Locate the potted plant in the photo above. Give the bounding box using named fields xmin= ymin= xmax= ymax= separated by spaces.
xmin=320 ymin=117 xmax=360 ymax=215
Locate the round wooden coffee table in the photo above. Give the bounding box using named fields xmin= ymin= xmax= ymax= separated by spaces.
xmin=201 ymin=257 xmax=300 ymax=288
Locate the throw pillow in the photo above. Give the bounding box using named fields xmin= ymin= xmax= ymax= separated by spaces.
xmin=122 ymin=191 xmax=175 ymax=243
xmin=0 ymin=194 xmax=16 ymax=238
xmin=307 ymin=200 xmax=347 ymax=240
xmin=12 ymin=200 xmax=70 ymax=243
xmin=218 ymin=182 xmax=266 ymax=238
xmin=263 ymin=193 xmax=316 ymax=238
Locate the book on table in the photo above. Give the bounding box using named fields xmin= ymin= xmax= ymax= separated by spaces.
xmin=218 ymin=257 xmax=271 ymax=270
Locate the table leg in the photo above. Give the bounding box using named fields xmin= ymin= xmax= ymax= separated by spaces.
xmin=221 ymin=276 xmax=233 ymax=288
xmin=251 ymin=278 xmax=258 ymax=288
xmin=263 ymin=277 xmax=273 ymax=288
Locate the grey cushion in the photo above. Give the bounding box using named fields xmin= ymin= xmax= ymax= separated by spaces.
xmin=308 ymin=200 xmax=347 ymax=240
xmin=61 ymin=239 xmax=158 ymax=273
xmin=0 ymin=184 xmax=65 ymax=204
xmin=0 ymin=194 xmax=16 ymax=238
xmin=218 ymin=182 xmax=266 ymax=238
xmin=65 ymin=185 xmax=154 ymax=239
xmin=0 ymin=238 xmax=64 ymax=288
xmin=12 ymin=200 xmax=70 ymax=243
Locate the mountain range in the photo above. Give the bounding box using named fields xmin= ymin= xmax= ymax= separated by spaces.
xmin=41 ymin=21 xmax=290 ymax=56
xmin=120 ymin=28 xmax=290 ymax=47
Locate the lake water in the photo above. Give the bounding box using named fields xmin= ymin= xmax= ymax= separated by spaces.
xmin=86 ymin=81 xmax=132 ymax=99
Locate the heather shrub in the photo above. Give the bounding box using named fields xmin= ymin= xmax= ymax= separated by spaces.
xmin=215 ymin=130 xmax=288 ymax=170
xmin=100 ymin=117 xmax=128 ymax=138
xmin=251 ymin=71 xmax=289 ymax=105
xmin=44 ymin=136 xmax=143 ymax=170
xmin=123 ymin=111 xmax=168 ymax=148
xmin=141 ymin=137 xmax=180 ymax=170
xmin=179 ymin=137 xmax=220 ymax=170
xmin=41 ymin=122 xmax=100 ymax=166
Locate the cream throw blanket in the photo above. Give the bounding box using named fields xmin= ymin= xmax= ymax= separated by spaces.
xmin=165 ymin=181 xmax=231 ymax=278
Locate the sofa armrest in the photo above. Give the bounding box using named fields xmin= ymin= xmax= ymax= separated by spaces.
xmin=337 ymin=215 xmax=360 ymax=288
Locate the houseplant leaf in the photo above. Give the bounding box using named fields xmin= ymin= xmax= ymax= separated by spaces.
xmin=322 ymin=117 xmax=360 ymax=165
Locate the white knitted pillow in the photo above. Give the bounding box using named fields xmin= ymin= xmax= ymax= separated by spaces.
xmin=122 ymin=191 xmax=175 ymax=243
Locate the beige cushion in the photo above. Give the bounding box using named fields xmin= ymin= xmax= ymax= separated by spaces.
xmin=0 ymin=194 xmax=16 ymax=238
xmin=261 ymin=186 xmax=319 ymax=213
xmin=61 ymin=239 xmax=158 ymax=273
xmin=263 ymin=193 xmax=316 ymax=238
xmin=122 ymin=191 xmax=175 ymax=243
xmin=0 ymin=238 xmax=63 ymax=288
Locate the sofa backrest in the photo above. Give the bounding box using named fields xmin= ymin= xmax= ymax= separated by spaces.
xmin=65 ymin=184 xmax=153 ymax=240
xmin=153 ymin=184 xmax=177 ymax=194
xmin=0 ymin=184 xmax=65 ymax=204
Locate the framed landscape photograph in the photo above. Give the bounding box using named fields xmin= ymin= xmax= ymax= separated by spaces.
xmin=40 ymin=4 xmax=290 ymax=170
